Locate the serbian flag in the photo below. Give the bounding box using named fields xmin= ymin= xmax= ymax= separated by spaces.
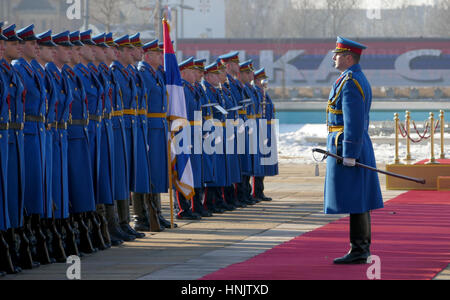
xmin=163 ymin=19 xmax=195 ymax=199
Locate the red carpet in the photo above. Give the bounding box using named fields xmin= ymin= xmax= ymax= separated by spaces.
xmin=200 ymin=191 xmax=450 ymax=280
xmin=415 ymin=159 xmax=450 ymax=165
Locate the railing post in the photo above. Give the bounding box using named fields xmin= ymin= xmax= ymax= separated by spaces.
xmin=440 ymin=110 xmax=445 ymax=160
xmin=394 ymin=113 xmax=400 ymax=164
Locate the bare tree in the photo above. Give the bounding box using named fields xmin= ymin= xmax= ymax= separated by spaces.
xmin=325 ymin=0 xmax=359 ymax=37
xmin=90 ymin=0 xmax=125 ymax=32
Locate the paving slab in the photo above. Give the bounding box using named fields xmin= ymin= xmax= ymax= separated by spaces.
xmin=1 ymin=163 xmax=447 ymax=280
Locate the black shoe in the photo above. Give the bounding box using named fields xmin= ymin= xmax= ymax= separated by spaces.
xmin=87 ymin=212 xmax=109 ymax=251
xmin=218 ymin=203 xmax=235 ymax=211
xmin=74 ymin=214 xmax=97 ymax=254
xmin=197 ymin=209 xmax=213 ymax=218
xmin=0 ymin=232 xmax=21 ymax=274
xmin=333 ymin=251 xmax=370 ymax=264
xmin=120 ymin=224 xmax=145 ymax=239
xmin=243 ymin=198 xmax=256 ymax=205
xmin=47 ymin=220 xmax=67 ymax=263
xmin=159 ymin=215 xmax=177 ymax=228
xmin=31 ymin=215 xmax=55 ymax=264
xmin=176 ymin=211 xmax=202 ymax=220
xmin=110 ymin=238 xmax=124 ymax=247
xmin=212 ymin=207 xmax=225 ymax=214
xmin=61 ymin=219 xmax=81 ymax=257
xmin=16 ymin=228 xmax=40 ymax=270
xmin=133 ymin=219 xmax=150 ymax=232
xmin=109 ymin=224 xmax=136 ymax=242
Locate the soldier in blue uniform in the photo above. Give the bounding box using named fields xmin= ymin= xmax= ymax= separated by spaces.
xmin=63 ymin=32 xmax=98 ymax=254
xmin=46 ymin=31 xmax=80 ymax=257
xmin=253 ymin=68 xmax=278 ymax=201
xmin=175 ymin=57 xmax=203 ymax=220
xmin=128 ymin=33 xmax=154 ymax=232
xmin=90 ymin=32 xmax=119 ymax=247
xmin=192 ymin=59 xmax=216 ymax=216
xmin=138 ymin=40 xmax=172 ymax=230
xmin=219 ymin=52 xmax=257 ymax=206
xmin=98 ymin=33 xmax=135 ymax=243
xmin=111 ymin=35 xmax=145 ymax=239
xmin=202 ymin=62 xmax=235 ymax=213
xmin=217 ymin=59 xmax=245 ymax=209
xmin=0 ymin=22 xmax=18 ymax=275
xmin=240 ymin=60 xmax=265 ymax=206
xmin=14 ymin=24 xmax=53 ymax=265
xmin=325 ymin=37 xmax=383 ymax=264
xmin=34 ymin=29 xmax=67 ymax=262
xmin=73 ymin=30 xmax=109 ymax=251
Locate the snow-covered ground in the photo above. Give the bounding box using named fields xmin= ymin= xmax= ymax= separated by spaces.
xmin=278 ymin=124 xmax=450 ymax=165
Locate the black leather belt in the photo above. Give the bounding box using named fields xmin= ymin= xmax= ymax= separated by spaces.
xmin=25 ymin=115 xmax=45 ymax=123
xmin=9 ymin=123 xmax=24 ymax=130
xmin=103 ymin=113 xmax=112 ymax=120
xmin=58 ymin=122 xmax=68 ymax=130
xmin=69 ymin=119 xmax=89 ymax=126
xmin=89 ymin=115 xmax=102 ymax=122
xmin=47 ymin=122 xmax=57 ymax=130
xmin=0 ymin=123 xmax=9 ymax=130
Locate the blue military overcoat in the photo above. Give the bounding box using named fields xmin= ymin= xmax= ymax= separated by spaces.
xmin=62 ymin=65 xmax=95 ymax=214
xmin=0 ymin=65 xmax=10 ymax=231
xmin=196 ymin=82 xmax=216 ymax=185
xmin=111 ymin=61 xmax=137 ymax=193
xmin=219 ymin=85 xmax=242 ymax=185
xmin=75 ymin=63 xmax=103 ymax=204
xmin=203 ymin=80 xmax=227 ymax=188
xmin=227 ymin=75 xmax=252 ymax=176
xmin=128 ymin=64 xmax=151 ymax=194
xmin=324 ymin=64 xmax=383 ymax=214
xmin=13 ymin=58 xmax=47 ymax=216
xmin=46 ymin=62 xmax=72 ymax=219
xmin=254 ymin=85 xmax=279 ymax=177
xmin=31 ymin=59 xmax=57 ymax=219
xmin=138 ymin=61 xmax=169 ymax=194
xmin=96 ymin=63 xmax=115 ymax=205
xmin=1 ymin=59 xmax=25 ymax=228
xmin=182 ymin=79 xmax=203 ymax=189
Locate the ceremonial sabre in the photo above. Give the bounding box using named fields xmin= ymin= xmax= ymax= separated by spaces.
xmin=312 ymin=148 xmax=426 ymax=185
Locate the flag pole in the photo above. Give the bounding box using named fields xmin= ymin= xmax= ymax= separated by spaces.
xmin=167 ymin=128 xmax=174 ymax=229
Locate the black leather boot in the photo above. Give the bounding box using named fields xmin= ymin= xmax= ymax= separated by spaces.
xmin=5 ymin=229 xmax=22 ymax=273
xmin=31 ymin=214 xmax=54 ymax=265
xmin=16 ymin=227 xmax=40 ymax=269
xmin=61 ymin=218 xmax=81 ymax=257
xmin=87 ymin=211 xmax=108 ymax=251
xmin=73 ymin=213 xmax=97 ymax=254
xmin=105 ymin=203 xmax=134 ymax=242
xmin=192 ymin=189 xmax=213 ymax=218
xmin=48 ymin=219 xmax=67 ymax=263
xmin=132 ymin=193 xmax=150 ymax=232
xmin=334 ymin=212 xmax=372 ymax=264
xmin=144 ymin=194 xmax=164 ymax=232
xmin=154 ymin=194 xmax=177 ymax=228
xmin=0 ymin=231 xmax=21 ymax=274
xmin=117 ymin=200 xmax=145 ymax=239
xmin=96 ymin=205 xmax=114 ymax=247
xmin=253 ymin=177 xmax=272 ymax=201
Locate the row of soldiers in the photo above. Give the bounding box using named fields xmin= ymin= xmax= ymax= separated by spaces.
xmin=0 ymin=22 xmax=278 ymax=276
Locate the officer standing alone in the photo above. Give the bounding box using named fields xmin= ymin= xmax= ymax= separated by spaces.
xmin=325 ymin=37 xmax=384 ymax=264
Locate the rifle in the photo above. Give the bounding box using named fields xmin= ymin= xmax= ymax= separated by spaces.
xmin=312 ymin=148 xmax=426 ymax=185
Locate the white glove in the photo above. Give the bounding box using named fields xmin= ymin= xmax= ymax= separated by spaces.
xmin=343 ymin=158 xmax=356 ymax=167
